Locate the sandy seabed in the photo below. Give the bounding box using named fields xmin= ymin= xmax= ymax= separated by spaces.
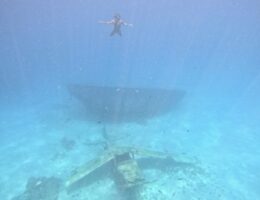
xmin=0 ymin=99 xmax=259 ymax=200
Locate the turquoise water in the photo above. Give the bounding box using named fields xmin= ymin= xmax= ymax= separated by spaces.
xmin=1 ymin=0 xmax=260 ymax=199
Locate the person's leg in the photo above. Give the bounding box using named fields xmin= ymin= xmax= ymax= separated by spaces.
xmin=117 ymin=29 xmax=122 ymax=36
xmin=110 ymin=30 xmax=116 ymax=36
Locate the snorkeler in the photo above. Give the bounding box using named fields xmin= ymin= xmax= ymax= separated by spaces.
xmin=98 ymin=14 xmax=133 ymax=36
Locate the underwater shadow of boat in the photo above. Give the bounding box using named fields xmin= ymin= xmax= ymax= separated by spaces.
xmin=68 ymin=85 xmax=185 ymax=123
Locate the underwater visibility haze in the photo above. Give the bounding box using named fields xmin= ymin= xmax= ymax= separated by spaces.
xmin=0 ymin=0 xmax=260 ymax=199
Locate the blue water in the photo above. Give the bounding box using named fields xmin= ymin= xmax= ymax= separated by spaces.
xmin=1 ymin=0 xmax=260 ymax=199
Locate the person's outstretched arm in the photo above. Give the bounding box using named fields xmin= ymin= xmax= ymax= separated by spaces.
xmin=98 ymin=20 xmax=114 ymax=24
xmin=123 ymin=22 xmax=133 ymax=27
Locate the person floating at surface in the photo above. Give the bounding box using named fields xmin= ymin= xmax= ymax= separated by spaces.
xmin=98 ymin=14 xmax=133 ymax=36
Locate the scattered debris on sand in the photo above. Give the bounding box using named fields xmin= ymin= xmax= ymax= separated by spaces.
xmin=61 ymin=137 xmax=76 ymax=151
xmin=11 ymin=177 xmax=61 ymax=200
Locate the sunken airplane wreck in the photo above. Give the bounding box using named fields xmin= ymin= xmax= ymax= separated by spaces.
xmin=65 ymin=145 xmax=194 ymax=199
xmin=68 ymin=84 xmax=185 ymax=123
